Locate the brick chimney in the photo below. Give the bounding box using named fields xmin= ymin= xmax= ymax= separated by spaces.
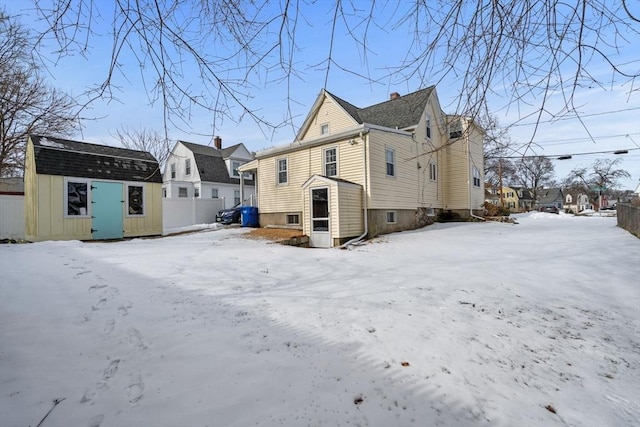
xmin=214 ymin=136 xmax=222 ymax=149
xmin=390 ymin=92 xmax=401 ymax=100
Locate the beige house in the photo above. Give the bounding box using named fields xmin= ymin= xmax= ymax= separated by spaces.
xmin=239 ymin=87 xmax=485 ymax=247
xmin=24 ymin=135 xmax=163 ymax=242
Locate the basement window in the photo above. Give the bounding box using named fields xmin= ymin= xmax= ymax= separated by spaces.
xmin=386 ymin=211 xmax=397 ymax=224
xmin=286 ymin=214 xmax=300 ymax=225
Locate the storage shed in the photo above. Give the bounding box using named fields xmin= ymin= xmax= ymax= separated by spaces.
xmin=24 ymin=135 xmax=163 ymax=241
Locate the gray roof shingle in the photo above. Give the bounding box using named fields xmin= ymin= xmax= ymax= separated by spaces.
xmin=30 ymin=135 xmax=162 ymax=183
xmin=178 ymin=141 xmax=254 ymax=185
xmin=327 ymin=87 xmax=434 ymax=129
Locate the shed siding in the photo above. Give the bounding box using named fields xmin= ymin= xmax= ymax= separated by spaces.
xmin=300 ymin=97 xmax=359 ymax=141
xmin=124 ymin=182 xmax=163 ymax=237
xmin=24 ymin=141 xmax=37 ymax=240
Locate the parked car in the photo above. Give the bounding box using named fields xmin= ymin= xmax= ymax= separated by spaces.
xmin=216 ymin=206 xmax=242 ymax=224
xmin=539 ymin=206 xmax=559 ymax=214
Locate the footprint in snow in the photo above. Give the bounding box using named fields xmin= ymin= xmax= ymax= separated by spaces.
xmin=102 ymin=319 xmax=115 ymax=335
xmin=117 ymin=302 xmax=133 ymax=316
xmin=127 ymin=372 xmax=145 ymax=405
xmin=128 ymin=328 xmax=147 ymax=350
xmin=87 ymin=414 xmax=104 ymax=427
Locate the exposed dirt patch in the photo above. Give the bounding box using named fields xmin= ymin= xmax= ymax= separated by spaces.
xmin=243 ymin=228 xmax=305 ymax=242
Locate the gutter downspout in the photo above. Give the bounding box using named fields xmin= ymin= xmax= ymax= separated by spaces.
xmin=341 ymin=131 xmax=369 ymax=248
xmin=467 ymin=135 xmax=485 ymax=221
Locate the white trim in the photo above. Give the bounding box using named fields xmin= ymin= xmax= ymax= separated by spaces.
xmin=385 ymin=148 xmax=396 ymax=177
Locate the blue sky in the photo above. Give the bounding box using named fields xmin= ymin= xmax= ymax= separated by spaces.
xmin=5 ymin=1 xmax=640 ymax=190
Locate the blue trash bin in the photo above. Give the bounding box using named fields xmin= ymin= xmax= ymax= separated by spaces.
xmin=241 ymin=206 xmax=259 ymax=227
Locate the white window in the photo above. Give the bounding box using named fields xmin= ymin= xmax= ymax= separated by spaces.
xmin=473 ymin=167 xmax=481 ymax=187
xmin=211 ymin=188 xmax=219 ymax=198
xmin=65 ymin=179 xmax=90 ymax=216
xmin=232 ymin=161 xmax=241 ymax=177
xmin=185 ymin=159 xmax=191 ymax=175
xmin=170 ymin=163 xmax=176 ymax=179
xmin=179 ymin=187 xmax=188 ymax=197
xmin=429 ymin=161 xmax=437 ymax=181
xmin=277 ymin=158 xmax=288 ymax=184
xmin=320 ymin=123 xmax=329 ymax=135
xmin=234 ymin=190 xmax=241 ymax=205
xmin=386 ymin=211 xmax=397 ymax=223
xmin=426 ymin=113 xmax=432 ymax=139
xmin=194 ymin=187 xmax=200 ymax=198
xmin=323 ymin=147 xmax=337 ymax=177
xmin=386 ymin=148 xmax=395 ymax=177
xmin=127 ymin=184 xmax=144 ymax=215
xmin=286 ymin=214 xmax=300 ymax=225
xmin=449 ymin=120 xmax=462 ymax=139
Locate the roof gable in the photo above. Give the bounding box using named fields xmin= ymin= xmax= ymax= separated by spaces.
xmin=175 ymin=140 xmax=254 ymax=185
xmin=30 ymin=135 xmax=162 ymax=183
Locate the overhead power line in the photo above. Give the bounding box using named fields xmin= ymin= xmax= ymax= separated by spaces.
xmin=497 ymin=147 xmax=640 ymax=160
xmin=509 ymin=107 xmax=640 ymax=127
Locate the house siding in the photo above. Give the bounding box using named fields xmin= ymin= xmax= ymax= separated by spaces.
xmin=336 ymin=183 xmax=363 ymax=238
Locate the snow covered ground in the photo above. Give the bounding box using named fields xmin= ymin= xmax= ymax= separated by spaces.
xmin=1 ymin=212 xmax=638 ymax=427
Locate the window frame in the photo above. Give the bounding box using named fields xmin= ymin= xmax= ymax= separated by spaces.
xmin=170 ymin=162 xmax=176 ymax=179
xmin=323 ymin=146 xmax=338 ymax=177
xmin=473 ymin=167 xmax=481 ymax=187
xmin=231 ymin=160 xmax=241 ymax=177
xmin=126 ymin=183 xmax=145 ymax=216
xmin=211 ymin=188 xmax=219 ymax=198
xmin=449 ymin=119 xmax=463 ymax=139
xmin=277 ymin=157 xmax=288 ymax=185
xmin=386 ymin=211 xmax=397 ymax=224
xmin=194 ymin=187 xmax=200 ymax=198
xmin=286 ymin=214 xmax=300 ymax=225
xmin=178 ymin=187 xmax=188 ymax=198
xmin=426 ymin=113 xmax=432 ymax=139
xmin=320 ymin=123 xmax=329 ymax=135
xmin=185 ymin=159 xmax=191 ymax=176
xmin=429 ymin=161 xmax=437 ymax=181
xmin=234 ymin=189 xmax=241 ymax=205
xmin=385 ymin=148 xmax=395 ymax=177
xmin=64 ymin=177 xmax=91 ymax=218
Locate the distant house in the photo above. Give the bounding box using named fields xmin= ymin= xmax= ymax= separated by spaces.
xmin=538 ymin=187 xmax=564 ymax=210
xmin=563 ymin=191 xmax=591 ymax=213
xmin=513 ymin=187 xmax=534 ymax=212
xmin=163 ymin=137 xmax=255 ymax=209
xmin=239 ymin=87 xmax=485 ymax=247
xmin=24 ymin=135 xmax=163 ymax=242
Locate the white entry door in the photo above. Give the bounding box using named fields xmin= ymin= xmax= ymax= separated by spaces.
xmin=310 ymin=187 xmax=331 ymax=248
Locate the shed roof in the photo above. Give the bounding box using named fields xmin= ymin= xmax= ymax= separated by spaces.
xmin=30 ymin=135 xmax=162 ymax=183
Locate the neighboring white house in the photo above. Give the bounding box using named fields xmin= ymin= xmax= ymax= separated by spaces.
xmin=163 ymin=137 xmax=255 ymax=209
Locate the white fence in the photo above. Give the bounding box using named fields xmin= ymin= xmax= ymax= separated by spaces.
xmin=162 ymin=198 xmax=225 ymax=234
xmin=0 ymin=195 xmax=25 ymax=240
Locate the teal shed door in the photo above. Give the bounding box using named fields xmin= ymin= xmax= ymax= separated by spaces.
xmin=91 ymin=181 xmax=124 ymax=240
